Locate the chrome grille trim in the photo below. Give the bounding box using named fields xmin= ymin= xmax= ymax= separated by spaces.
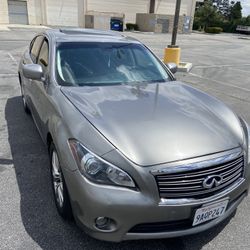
xmin=151 ymin=147 xmax=242 ymax=175
xmin=159 ymin=178 xmax=245 ymax=206
xmin=156 ymin=158 xmax=243 ymax=180
xmin=220 ymin=163 xmax=242 ymax=177
xmin=155 ymin=154 xmax=244 ymax=199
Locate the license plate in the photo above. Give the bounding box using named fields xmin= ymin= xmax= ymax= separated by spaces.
xmin=192 ymin=199 xmax=229 ymax=226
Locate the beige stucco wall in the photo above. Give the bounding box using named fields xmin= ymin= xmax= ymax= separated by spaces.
xmin=28 ymin=0 xmax=84 ymax=26
xmin=86 ymin=12 xmax=124 ymax=30
xmin=136 ymin=13 xmax=188 ymax=33
xmin=27 ymin=0 xmax=43 ymax=25
xmin=45 ymin=0 xmax=79 ymax=26
xmin=0 ymin=0 xmax=197 ymax=29
xmin=87 ymin=0 xmax=197 ymax=24
xmin=78 ymin=0 xmax=86 ymax=27
xmin=155 ymin=0 xmax=186 ymax=15
xmin=87 ymin=0 xmax=149 ymax=24
xmin=156 ymin=0 xmax=197 ymax=17
xmin=0 ymin=0 xmax=9 ymax=24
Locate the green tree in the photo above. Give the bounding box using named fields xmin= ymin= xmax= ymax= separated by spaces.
xmin=193 ymin=0 xmax=247 ymax=33
xmin=229 ymin=1 xmax=242 ymax=20
xmin=242 ymin=16 xmax=250 ymax=25
xmin=194 ymin=0 xmax=223 ymax=30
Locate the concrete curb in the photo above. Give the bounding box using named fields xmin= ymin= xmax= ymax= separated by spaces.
xmin=0 ymin=24 xmax=50 ymax=31
xmin=0 ymin=25 xmax=10 ymax=31
xmin=178 ymin=62 xmax=193 ymax=72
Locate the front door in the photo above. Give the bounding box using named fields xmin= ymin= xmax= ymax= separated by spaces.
xmin=30 ymin=38 xmax=50 ymax=139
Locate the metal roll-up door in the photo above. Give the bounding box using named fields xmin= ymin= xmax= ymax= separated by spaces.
xmin=8 ymin=0 xmax=28 ymax=24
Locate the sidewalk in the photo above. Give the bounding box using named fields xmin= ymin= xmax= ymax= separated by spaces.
xmin=0 ymin=24 xmax=50 ymax=31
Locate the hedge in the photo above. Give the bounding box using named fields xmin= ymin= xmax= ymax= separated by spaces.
xmin=126 ymin=23 xmax=139 ymax=31
xmin=205 ymin=27 xmax=223 ymax=34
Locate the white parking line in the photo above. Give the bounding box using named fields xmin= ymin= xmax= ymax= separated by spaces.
xmin=7 ymin=52 xmax=18 ymax=65
xmin=189 ymin=72 xmax=250 ymax=92
xmin=194 ymin=64 xmax=250 ymax=69
xmin=0 ymin=73 xmax=18 ymax=78
xmin=228 ymin=67 xmax=250 ymax=74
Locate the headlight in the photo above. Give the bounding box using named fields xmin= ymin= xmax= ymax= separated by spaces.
xmin=68 ymin=139 xmax=136 ymax=188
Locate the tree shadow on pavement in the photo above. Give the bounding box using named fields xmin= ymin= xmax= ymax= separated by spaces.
xmin=5 ymin=96 xmax=235 ymax=250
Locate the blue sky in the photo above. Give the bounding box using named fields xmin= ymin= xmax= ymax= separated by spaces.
xmin=240 ymin=0 xmax=250 ymax=17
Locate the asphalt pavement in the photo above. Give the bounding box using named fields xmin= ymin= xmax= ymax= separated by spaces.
xmin=0 ymin=26 xmax=250 ymax=250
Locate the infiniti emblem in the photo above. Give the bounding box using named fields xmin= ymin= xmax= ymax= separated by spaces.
xmin=203 ymin=175 xmax=223 ymax=189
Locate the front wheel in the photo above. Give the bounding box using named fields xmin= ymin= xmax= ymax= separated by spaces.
xmin=50 ymin=143 xmax=72 ymax=220
xmin=19 ymin=77 xmax=30 ymax=114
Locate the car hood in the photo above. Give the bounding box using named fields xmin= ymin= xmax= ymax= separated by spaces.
xmin=61 ymin=81 xmax=243 ymax=166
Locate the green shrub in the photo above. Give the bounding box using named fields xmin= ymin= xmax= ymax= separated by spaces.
xmin=126 ymin=23 xmax=139 ymax=31
xmin=205 ymin=27 xmax=223 ymax=34
xmin=221 ymin=21 xmax=240 ymax=33
xmin=192 ymin=19 xmax=200 ymax=30
xmin=221 ymin=22 xmax=235 ymax=33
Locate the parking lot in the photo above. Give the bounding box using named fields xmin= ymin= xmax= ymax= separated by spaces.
xmin=0 ymin=26 xmax=250 ymax=250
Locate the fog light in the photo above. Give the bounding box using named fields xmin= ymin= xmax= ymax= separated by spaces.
xmin=95 ymin=217 xmax=109 ymax=229
xmin=95 ymin=217 xmax=116 ymax=231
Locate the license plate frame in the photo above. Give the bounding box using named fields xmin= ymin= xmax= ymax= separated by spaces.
xmin=192 ymin=198 xmax=229 ymax=226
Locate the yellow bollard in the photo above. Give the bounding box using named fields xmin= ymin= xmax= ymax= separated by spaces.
xmin=163 ymin=47 xmax=181 ymax=65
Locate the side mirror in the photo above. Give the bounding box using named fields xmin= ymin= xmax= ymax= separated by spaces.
xmin=166 ymin=63 xmax=178 ymax=74
xmin=23 ymin=64 xmax=43 ymax=80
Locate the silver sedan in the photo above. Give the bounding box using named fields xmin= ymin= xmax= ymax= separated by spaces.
xmin=18 ymin=28 xmax=250 ymax=242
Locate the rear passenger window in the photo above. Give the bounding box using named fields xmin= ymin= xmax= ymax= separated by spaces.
xmin=30 ymin=36 xmax=44 ymax=63
xmin=38 ymin=40 xmax=49 ymax=68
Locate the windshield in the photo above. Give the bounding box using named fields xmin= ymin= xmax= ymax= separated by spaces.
xmin=56 ymin=42 xmax=171 ymax=86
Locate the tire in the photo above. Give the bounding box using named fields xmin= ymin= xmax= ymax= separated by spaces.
xmin=49 ymin=142 xmax=72 ymax=220
xmin=19 ymin=76 xmax=30 ymax=114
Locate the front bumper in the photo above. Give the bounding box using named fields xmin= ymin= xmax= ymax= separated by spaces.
xmin=63 ymin=165 xmax=249 ymax=242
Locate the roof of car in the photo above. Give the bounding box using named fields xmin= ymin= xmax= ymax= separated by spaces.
xmin=44 ymin=28 xmax=140 ymax=43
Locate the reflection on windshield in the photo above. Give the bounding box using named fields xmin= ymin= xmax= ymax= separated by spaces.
xmin=56 ymin=42 xmax=170 ymax=86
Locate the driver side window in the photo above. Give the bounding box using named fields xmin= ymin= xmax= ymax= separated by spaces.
xmin=37 ymin=39 xmax=49 ymax=69
xmin=30 ymin=36 xmax=44 ymax=63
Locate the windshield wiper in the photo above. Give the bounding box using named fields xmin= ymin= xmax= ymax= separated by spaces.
xmin=104 ymin=43 xmax=133 ymax=50
xmin=78 ymin=82 xmax=122 ymax=87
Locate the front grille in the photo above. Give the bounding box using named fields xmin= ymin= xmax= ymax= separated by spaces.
xmin=155 ymin=155 xmax=244 ymax=199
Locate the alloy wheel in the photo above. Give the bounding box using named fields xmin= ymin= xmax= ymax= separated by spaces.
xmin=51 ymin=150 xmax=64 ymax=208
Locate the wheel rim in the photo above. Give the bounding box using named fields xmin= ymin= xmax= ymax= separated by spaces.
xmin=51 ymin=150 xmax=64 ymax=208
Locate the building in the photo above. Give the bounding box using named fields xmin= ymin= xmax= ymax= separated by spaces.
xmin=0 ymin=0 xmax=198 ymax=33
